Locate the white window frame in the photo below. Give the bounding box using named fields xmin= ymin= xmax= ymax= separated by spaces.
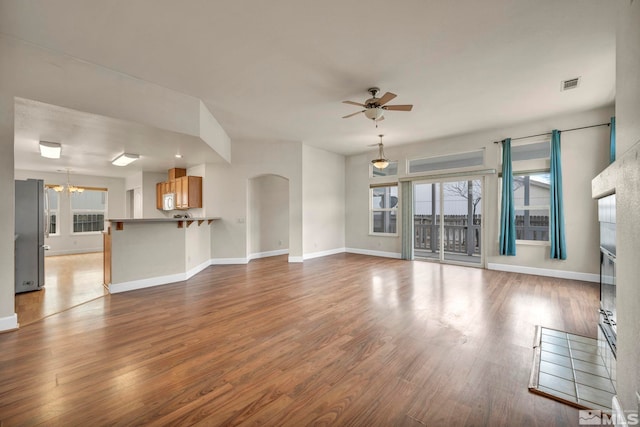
xmin=370 ymin=183 xmax=399 ymax=236
xmin=407 ymin=149 xmax=485 ymax=176
xmin=45 ymin=186 xmax=60 ymax=237
xmin=499 ymin=138 xmax=552 ymax=244
xmin=513 ymin=172 xmax=550 ymax=244
xmin=70 ymin=188 xmax=108 ymax=235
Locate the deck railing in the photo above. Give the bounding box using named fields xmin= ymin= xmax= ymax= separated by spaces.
xmin=414 ymin=214 xmax=549 ymax=255
xmin=414 ymin=215 xmax=481 ymax=255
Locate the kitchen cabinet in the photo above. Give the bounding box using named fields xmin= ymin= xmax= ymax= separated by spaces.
xmin=175 ymin=176 xmax=202 ymax=209
xmin=156 ymin=182 xmax=163 ymax=209
xmin=156 ymin=172 xmax=202 ymax=210
xmin=156 ymin=176 xmax=202 ymax=209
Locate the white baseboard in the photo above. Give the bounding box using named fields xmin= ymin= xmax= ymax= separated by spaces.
xmin=248 ymin=249 xmax=289 ymax=260
xmin=345 ymin=248 xmax=402 ymax=259
xmin=186 ymin=259 xmax=211 ymax=280
xmin=210 ymin=257 xmax=249 ymax=265
xmin=487 ymin=263 xmax=599 ymax=283
xmin=109 ymin=272 xmax=187 ymax=294
xmin=303 ymin=247 xmax=346 ymax=260
xmin=0 ymin=313 xmax=19 ymax=332
xmin=288 ymin=256 xmax=304 ymax=263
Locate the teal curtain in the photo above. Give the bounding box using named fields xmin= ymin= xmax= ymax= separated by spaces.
xmin=400 ymin=181 xmax=414 ymax=260
xmin=549 ymin=130 xmax=567 ymax=260
xmin=609 ymin=116 xmax=616 ymax=164
xmin=499 ymin=139 xmax=516 ymax=256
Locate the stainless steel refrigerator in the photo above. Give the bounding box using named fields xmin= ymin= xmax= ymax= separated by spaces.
xmin=15 ymin=179 xmax=47 ymax=293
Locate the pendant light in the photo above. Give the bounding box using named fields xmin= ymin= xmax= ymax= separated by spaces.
xmin=371 ymin=134 xmax=389 ymax=169
xmin=53 ymin=169 xmax=84 ymax=193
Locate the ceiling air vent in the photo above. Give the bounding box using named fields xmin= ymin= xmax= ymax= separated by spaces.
xmin=561 ymin=77 xmax=580 ymax=91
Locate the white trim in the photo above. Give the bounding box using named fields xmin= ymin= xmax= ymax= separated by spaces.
xmin=487 ymin=263 xmax=599 ymax=283
xmin=109 ymin=272 xmax=187 ymax=294
xmin=248 ymin=249 xmax=289 ymax=260
xmin=346 ymin=248 xmax=402 ymax=259
xmin=288 ymin=256 xmax=304 ymax=263
xmin=303 ymin=247 xmax=346 ymax=260
xmin=185 ymin=259 xmax=211 ymax=280
xmin=109 ymin=260 xmax=210 ymax=294
xmin=210 ymin=257 xmax=249 ymax=265
xmin=0 ymin=313 xmax=19 ymax=332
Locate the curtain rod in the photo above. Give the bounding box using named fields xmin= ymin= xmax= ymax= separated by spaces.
xmin=492 ymin=122 xmax=610 ymax=144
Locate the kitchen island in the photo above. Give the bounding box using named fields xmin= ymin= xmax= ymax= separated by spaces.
xmin=104 ymin=217 xmax=220 ymax=293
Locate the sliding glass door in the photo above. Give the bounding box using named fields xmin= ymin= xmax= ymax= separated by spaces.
xmin=413 ymin=178 xmax=482 ymax=265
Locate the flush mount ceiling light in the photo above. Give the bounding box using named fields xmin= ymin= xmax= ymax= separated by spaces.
xmin=112 ymin=153 xmax=139 ymax=166
xmin=39 ymin=141 xmax=61 ymax=159
xmin=371 ymin=134 xmax=390 ymax=169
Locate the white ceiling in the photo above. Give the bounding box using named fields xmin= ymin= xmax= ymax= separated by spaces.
xmin=2 ymin=0 xmax=616 ymax=178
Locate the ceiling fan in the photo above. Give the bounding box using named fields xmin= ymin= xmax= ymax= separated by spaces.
xmin=342 ymin=87 xmax=413 ymax=122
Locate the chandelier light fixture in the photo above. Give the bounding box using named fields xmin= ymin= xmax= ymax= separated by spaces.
xmin=53 ymin=169 xmax=84 ymax=193
xmin=371 ymin=134 xmax=390 ymax=169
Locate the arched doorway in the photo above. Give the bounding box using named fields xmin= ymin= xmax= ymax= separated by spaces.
xmin=247 ymin=175 xmax=290 ymax=260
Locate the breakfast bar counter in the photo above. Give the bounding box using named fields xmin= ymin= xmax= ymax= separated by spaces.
xmin=104 ymin=217 xmax=220 ymax=293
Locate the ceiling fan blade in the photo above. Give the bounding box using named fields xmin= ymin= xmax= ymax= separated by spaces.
xmin=342 ymin=100 xmax=366 ymax=107
xmin=376 ymin=92 xmax=397 ymax=106
xmin=342 ymin=110 xmax=365 ymax=119
xmin=383 ymin=104 xmax=413 ymax=111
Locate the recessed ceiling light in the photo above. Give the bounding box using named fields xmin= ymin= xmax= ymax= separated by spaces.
xmin=112 ymin=153 xmax=139 ymax=166
xmin=39 ymin=141 xmax=61 ymax=159
xmin=175 ymin=154 xmax=183 ymax=158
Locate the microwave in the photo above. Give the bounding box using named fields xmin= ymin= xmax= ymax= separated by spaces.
xmin=162 ymin=193 xmax=175 ymax=211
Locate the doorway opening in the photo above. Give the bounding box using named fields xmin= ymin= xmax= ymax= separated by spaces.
xmin=413 ymin=178 xmax=483 ymax=265
xmin=247 ymin=174 xmax=290 ymax=261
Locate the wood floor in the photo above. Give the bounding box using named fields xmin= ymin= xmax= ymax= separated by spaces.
xmin=14 ymin=253 xmax=107 ymax=326
xmin=0 ymin=254 xmax=599 ymax=426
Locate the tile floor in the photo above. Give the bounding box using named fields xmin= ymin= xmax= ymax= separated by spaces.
xmin=531 ymin=327 xmax=615 ymax=411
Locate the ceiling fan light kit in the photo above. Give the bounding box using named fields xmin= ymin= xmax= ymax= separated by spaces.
xmin=342 ymin=87 xmax=413 ymax=123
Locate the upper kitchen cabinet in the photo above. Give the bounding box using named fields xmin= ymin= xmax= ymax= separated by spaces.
xmin=156 ymin=168 xmax=202 ymax=210
xmin=175 ymin=176 xmax=202 ymax=209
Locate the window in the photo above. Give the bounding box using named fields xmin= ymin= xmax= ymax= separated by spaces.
xmin=71 ymin=189 xmax=107 ymax=233
xmin=500 ymin=138 xmax=551 ymax=243
xmin=371 ymin=161 xmax=398 ymax=178
xmin=370 ymin=184 xmax=398 ymax=235
xmin=514 ymin=173 xmax=550 ymax=242
xmin=45 ymin=187 xmax=59 ymax=235
xmin=408 ymin=150 xmax=483 ymax=174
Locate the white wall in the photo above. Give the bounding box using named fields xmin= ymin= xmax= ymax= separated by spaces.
xmin=0 ymin=94 xmax=15 ymax=329
xmin=248 ymin=175 xmax=289 ymax=257
xmin=14 ymin=170 xmax=126 ymax=255
xmin=142 ymin=171 xmax=170 ymax=219
xmin=346 ymin=106 xmax=612 ymax=277
xmin=205 ymin=140 xmax=303 ymax=262
xmin=302 ymin=144 xmax=346 ymax=258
